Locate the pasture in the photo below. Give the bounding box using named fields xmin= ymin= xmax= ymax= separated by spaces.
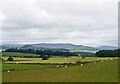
xmin=1 ymin=52 xmax=40 ymax=57
xmin=70 ymin=49 xmax=97 ymax=53
xmin=2 ymin=59 xmax=118 ymax=82
xmin=2 ymin=57 xmax=112 ymax=64
xmin=2 ymin=64 xmax=56 ymax=71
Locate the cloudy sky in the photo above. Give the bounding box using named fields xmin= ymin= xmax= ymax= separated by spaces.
xmin=0 ymin=0 xmax=119 ymax=47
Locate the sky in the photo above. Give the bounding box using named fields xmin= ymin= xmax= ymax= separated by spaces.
xmin=0 ymin=0 xmax=119 ymax=47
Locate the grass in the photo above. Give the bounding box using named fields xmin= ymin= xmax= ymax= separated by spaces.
xmin=2 ymin=64 xmax=56 ymax=71
xmin=1 ymin=52 xmax=78 ymax=58
xmin=2 ymin=57 xmax=113 ymax=64
xmin=70 ymin=49 xmax=97 ymax=53
xmin=2 ymin=59 xmax=118 ymax=82
xmin=1 ymin=52 xmax=40 ymax=57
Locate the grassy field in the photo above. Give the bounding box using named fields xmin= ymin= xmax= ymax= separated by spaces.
xmin=1 ymin=52 xmax=40 ymax=57
xmin=2 ymin=57 xmax=112 ymax=64
xmin=70 ymin=49 xmax=97 ymax=53
xmin=1 ymin=52 xmax=78 ymax=58
xmin=2 ymin=59 xmax=118 ymax=82
xmin=2 ymin=64 xmax=56 ymax=71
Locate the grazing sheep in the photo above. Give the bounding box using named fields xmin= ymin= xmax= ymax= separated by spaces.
xmin=7 ymin=71 xmax=10 ymax=72
xmin=111 ymin=58 xmax=113 ymax=60
xmin=65 ymin=65 xmax=68 ymax=68
xmin=81 ymin=64 xmax=83 ymax=66
xmin=94 ymin=62 xmax=96 ymax=63
xmin=56 ymin=65 xmax=59 ymax=68
xmin=101 ymin=60 xmax=103 ymax=62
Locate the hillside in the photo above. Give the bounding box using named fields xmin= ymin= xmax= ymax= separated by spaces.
xmin=97 ymin=46 xmax=118 ymax=50
xmin=2 ymin=43 xmax=118 ymax=51
xmin=22 ymin=43 xmax=98 ymax=50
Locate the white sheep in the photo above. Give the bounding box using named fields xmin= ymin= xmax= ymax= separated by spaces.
xmin=65 ymin=65 xmax=68 ymax=68
xmin=56 ymin=65 xmax=59 ymax=68
xmin=81 ymin=64 xmax=83 ymax=66
xmin=7 ymin=71 xmax=10 ymax=72
xmin=111 ymin=58 xmax=113 ymax=60
xmin=101 ymin=60 xmax=103 ymax=62
xmin=94 ymin=62 xmax=96 ymax=63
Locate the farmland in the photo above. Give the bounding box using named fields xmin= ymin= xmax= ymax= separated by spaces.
xmin=2 ymin=56 xmax=112 ymax=64
xmin=2 ymin=64 xmax=56 ymax=71
xmin=2 ymin=58 xmax=118 ymax=82
xmin=1 ymin=52 xmax=40 ymax=57
xmin=1 ymin=52 xmax=119 ymax=82
xmin=70 ymin=49 xmax=97 ymax=53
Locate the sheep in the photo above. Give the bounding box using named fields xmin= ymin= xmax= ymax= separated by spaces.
xmin=7 ymin=71 xmax=10 ymax=72
xmin=81 ymin=64 xmax=83 ymax=66
xmin=56 ymin=65 xmax=59 ymax=68
xmin=111 ymin=58 xmax=113 ymax=60
xmin=65 ymin=65 xmax=68 ymax=68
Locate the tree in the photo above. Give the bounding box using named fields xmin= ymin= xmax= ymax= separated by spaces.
xmin=95 ymin=49 xmax=119 ymax=57
xmin=7 ymin=56 xmax=13 ymax=61
xmin=81 ymin=55 xmax=85 ymax=59
xmin=42 ymin=55 xmax=49 ymax=60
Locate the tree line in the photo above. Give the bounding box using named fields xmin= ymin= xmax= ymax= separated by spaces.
xmin=95 ymin=49 xmax=119 ymax=57
xmin=3 ymin=48 xmax=78 ymax=57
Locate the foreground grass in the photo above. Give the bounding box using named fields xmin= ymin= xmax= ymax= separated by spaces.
xmin=2 ymin=59 xmax=118 ymax=82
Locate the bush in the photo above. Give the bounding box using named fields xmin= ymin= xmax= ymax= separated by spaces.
xmin=42 ymin=55 xmax=49 ymax=60
xmin=76 ymin=61 xmax=82 ymax=64
xmin=7 ymin=56 xmax=13 ymax=61
xmin=81 ymin=55 xmax=85 ymax=59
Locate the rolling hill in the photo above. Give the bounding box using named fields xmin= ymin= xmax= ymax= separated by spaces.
xmin=25 ymin=43 xmax=98 ymax=50
xmin=97 ymin=46 xmax=118 ymax=50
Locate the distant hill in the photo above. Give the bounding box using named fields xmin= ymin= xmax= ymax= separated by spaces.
xmin=25 ymin=43 xmax=98 ymax=50
xmin=2 ymin=43 xmax=118 ymax=51
xmin=2 ymin=43 xmax=98 ymax=50
xmin=21 ymin=44 xmax=69 ymax=52
xmin=97 ymin=46 xmax=118 ymax=50
xmin=0 ymin=46 xmax=11 ymax=50
xmin=1 ymin=44 xmax=24 ymax=50
xmin=2 ymin=44 xmax=23 ymax=48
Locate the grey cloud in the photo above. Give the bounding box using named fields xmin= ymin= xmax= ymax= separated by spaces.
xmin=0 ymin=0 xmax=118 ymax=47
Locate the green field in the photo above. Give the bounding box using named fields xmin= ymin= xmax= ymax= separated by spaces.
xmin=2 ymin=59 xmax=118 ymax=82
xmin=70 ymin=49 xmax=97 ymax=53
xmin=2 ymin=64 xmax=56 ymax=71
xmin=1 ymin=52 xmax=40 ymax=57
xmin=2 ymin=57 xmax=112 ymax=64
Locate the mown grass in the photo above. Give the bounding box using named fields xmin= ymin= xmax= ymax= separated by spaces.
xmin=2 ymin=59 xmax=118 ymax=82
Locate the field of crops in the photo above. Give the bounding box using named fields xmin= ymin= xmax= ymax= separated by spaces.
xmin=2 ymin=59 xmax=118 ymax=82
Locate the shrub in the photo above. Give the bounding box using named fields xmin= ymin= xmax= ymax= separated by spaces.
xmin=76 ymin=61 xmax=82 ymax=64
xmin=81 ymin=55 xmax=85 ymax=59
xmin=42 ymin=55 xmax=49 ymax=60
xmin=7 ymin=56 xmax=13 ymax=61
xmin=62 ymin=63 xmax=68 ymax=65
